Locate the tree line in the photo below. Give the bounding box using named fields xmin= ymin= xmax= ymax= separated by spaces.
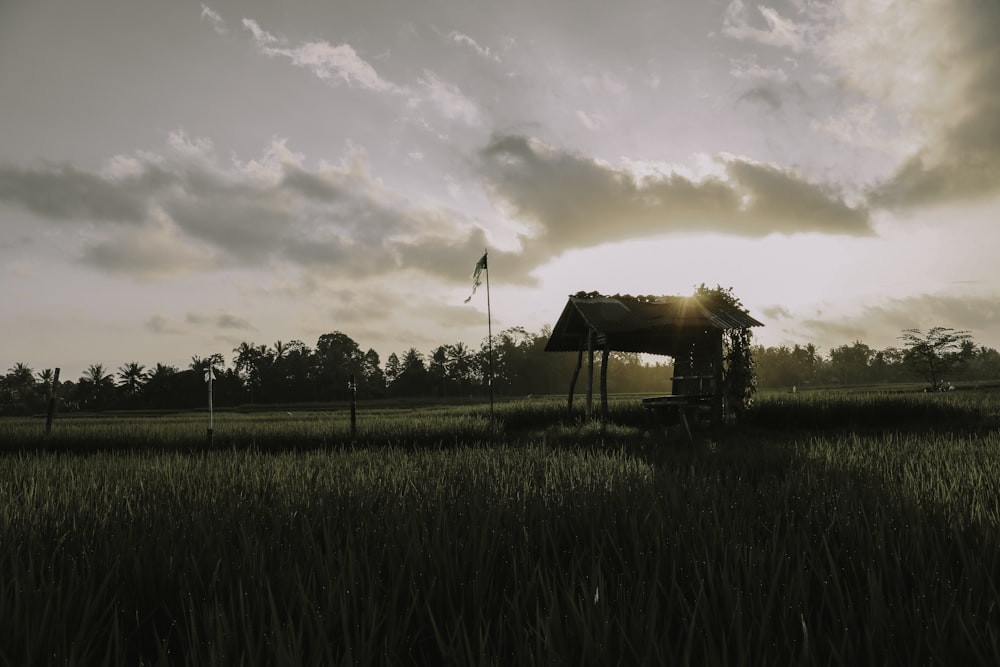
xmin=0 ymin=327 xmax=672 ymax=416
xmin=754 ymin=328 xmax=1000 ymax=389
xmin=2 ymin=326 xmax=996 ymax=416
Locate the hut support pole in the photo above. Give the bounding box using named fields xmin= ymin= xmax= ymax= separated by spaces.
xmin=713 ymin=329 xmax=725 ymax=426
xmin=600 ymin=346 xmax=609 ymax=425
xmin=567 ymin=348 xmax=583 ymax=419
xmin=585 ymin=328 xmax=595 ymax=420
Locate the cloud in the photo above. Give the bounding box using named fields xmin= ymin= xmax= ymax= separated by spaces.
xmin=238 ymin=16 xmax=481 ymax=126
xmin=243 ymin=19 xmax=402 ymax=94
xmin=200 ymin=5 xmax=227 ymax=35
xmin=735 ymin=85 xmax=785 ymax=113
xmin=722 ymin=0 xmax=809 ymax=52
xmin=147 ymin=310 xmax=254 ymax=336
xmin=448 ymin=31 xmax=499 ymax=62
xmin=186 ymin=310 xmax=254 ymax=330
xmin=0 ymin=162 xmax=152 ymax=222
xmin=729 ymin=56 xmax=787 ymax=82
xmin=821 ymin=0 xmax=1000 ymax=207
xmin=0 ymin=132 xmax=492 ymax=284
xmin=417 ymin=71 xmax=481 ymax=126
xmin=78 ymin=209 xmax=216 ymax=280
xmin=794 ymin=292 xmax=1000 ymax=351
xmin=145 ymin=315 xmax=186 ymax=335
xmin=760 ymin=304 xmax=792 ymax=320
xmin=575 ymin=110 xmax=604 ymax=131
xmin=478 ymin=134 xmax=870 ymax=262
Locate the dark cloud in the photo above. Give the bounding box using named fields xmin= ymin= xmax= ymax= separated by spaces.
xmin=866 ymin=1 xmax=1000 ymax=208
xmin=144 ymin=314 xmax=185 ymax=335
xmin=0 ymin=128 xmax=870 ymax=291
xmin=760 ymin=304 xmax=791 ymax=320
xmin=186 ymin=311 xmax=254 ymax=330
xmin=734 ymin=82 xmax=806 ymax=115
xmin=0 ymin=162 xmax=150 ymax=222
xmin=736 ymin=86 xmax=784 ymax=113
xmin=0 ymin=136 xmax=487 ymax=285
xmin=478 ymin=133 xmax=870 ymax=262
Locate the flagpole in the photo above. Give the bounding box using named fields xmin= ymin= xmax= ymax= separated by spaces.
xmin=484 ymin=248 xmax=494 ymax=424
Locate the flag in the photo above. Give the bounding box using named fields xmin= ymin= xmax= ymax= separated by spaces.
xmin=464 ymin=252 xmax=488 ymax=303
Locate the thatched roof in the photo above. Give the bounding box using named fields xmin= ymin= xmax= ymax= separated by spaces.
xmin=544 ymin=292 xmax=763 ymax=356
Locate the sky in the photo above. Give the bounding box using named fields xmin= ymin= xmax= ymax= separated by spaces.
xmin=2 ymin=0 xmax=1000 ymax=380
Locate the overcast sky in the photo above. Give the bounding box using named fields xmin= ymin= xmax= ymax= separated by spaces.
xmin=2 ymin=0 xmax=999 ymax=379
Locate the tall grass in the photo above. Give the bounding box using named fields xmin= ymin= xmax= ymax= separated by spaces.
xmin=1 ymin=389 xmax=1000 ymax=663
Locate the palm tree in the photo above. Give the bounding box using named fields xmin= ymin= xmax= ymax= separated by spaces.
xmin=80 ymin=363 xmax=115 ymax=410
xmin=117 ymin=362 xmax=148 ymax=395
xmin=143 ymin=363 xmax=179 ymax=408
xmin=445 ymin=342 xmax=474 ymax=392
xmin=233 ymin=342 xmax=265 ymax=403
xmin=2 ymin=363 xmax=37 ymax=413
xmin=83 ymin=363 xmax=113 ymax=386
xmin=189 ymin=354 xmax=225 ymax=374
xmin=147 ymin=363 xmax=178 ymax=381
xmin=36 ymin=368 xmax=56 ymax=388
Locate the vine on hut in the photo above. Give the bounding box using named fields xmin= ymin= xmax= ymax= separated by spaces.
xmin=694 ymin=283 xmax=758 ymax=421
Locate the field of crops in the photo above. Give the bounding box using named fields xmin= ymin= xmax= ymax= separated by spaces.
xmin=2 ymin=388 xmax=1000 ymax=665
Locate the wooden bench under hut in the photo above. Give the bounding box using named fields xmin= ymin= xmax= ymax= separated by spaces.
xmin=544 ymin=292 xmax=763 ymax=439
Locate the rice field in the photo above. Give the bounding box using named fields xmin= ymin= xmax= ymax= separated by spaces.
xmin=2 ymin=388 xmax=1000 ymax=665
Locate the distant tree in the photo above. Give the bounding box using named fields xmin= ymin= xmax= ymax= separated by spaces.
xmin=0 ymin=363 xmax=40 ymax=415
xmin=189 ymin=354 xmax=225 ymax=374
xmin=36 ymin=368 xmax=56 ymax=388
xmin=428 ymin=346 xmax=449 ymax=397
xmin=275 ymin=340 xmax=315 ymax=402
xmin=869 ymin=347 xmax=906 ymax=384
xmin=899 ymin=327 xmax=974 ymax=389
xmin=360 ymin=348 xmax=385 ymax=398
xmin=445 ymin=342 xmax=475 ymax=395
xmin=117 ymin=362 xmax=148 ymax=395
xmin=965 ymin=346 xmax=1000 ymax=381
xmin=384 ymin=353 xmax=402 ymax=388
xmin=829 ymin=341 xmax=874 ymax=385
xmin=78 ymin=363 xmax=116 ymax=411
xmin=314 ymin=332 xmax=364 ymax=401
xmin=392 ymin=348 xmax=430 ymax=397
xmin=142 ymin=363 xmax=178 ymax=408
xmin=233 ymin=341 xmax=266 ymax=403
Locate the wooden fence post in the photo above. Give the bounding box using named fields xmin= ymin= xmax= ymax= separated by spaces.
xmin=349 ymin=374 xmax=357 ymax=444
xmin=44 ymin=367 xmax=60 ymax=442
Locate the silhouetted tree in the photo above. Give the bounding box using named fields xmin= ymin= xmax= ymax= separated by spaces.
xmin=0 ymin=363 xmax=41 ymax=415
xmin=360 ymin=348 xmax=385 ymax=398
xmin=233 ymin=341 xmax=266 ymax=403
xmin=392 ymin=348 xmax=430 ymax=397
xmin=384 ymin=353 xmax=401 ymax=389
xmin=78 ymin=363 xmax=116 ymax=411
xmin=829 ymin=341 xmax=874 ymax=385
xmin=117 ymin=362 xmax=148 ymax=396
xmin=315 ymin=332 xmax=364 ymax=401
xmin=900 ymin=327 xmax=974 ymax=389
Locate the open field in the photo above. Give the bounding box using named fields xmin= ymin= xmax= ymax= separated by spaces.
xmin=2 ymin=388 xmax=1000 ymax=664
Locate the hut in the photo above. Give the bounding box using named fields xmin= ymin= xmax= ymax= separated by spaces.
xmin=544 ymin=292 xmax=763 ymax=434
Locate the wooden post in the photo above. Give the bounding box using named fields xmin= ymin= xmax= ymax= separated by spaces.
xmin=600 ymin=346 xmax=610 ymax=428
xmin=206 ymin=365 xmax=214 ymax=448
xmin=712 ymin=329 xmax=725 ymax=426
xmin=349 ymin=373 xmax=357 ymax=444
xmin=44 ymin=367 xmax=60 ymax=441
xmin=585 ymin=328 xmax=595 ymax=420
xmin=567 ymin=348 xmax=583 ymax=419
